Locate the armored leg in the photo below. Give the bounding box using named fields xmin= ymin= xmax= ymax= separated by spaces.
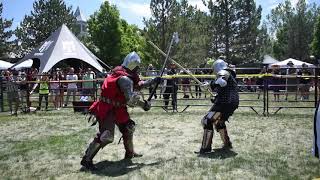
xmin=214 ymin=118 xmax=232 ymax=149
xmin=199 ymin=111 xmax=221 ymax=154
xmin=200 ymin=129 xmax=214 ymax=154
xmin=81 ymin=141 xmax=101 ymax=170
xmin=119 ymin=120 xmax=142 ymax=159
xmin=81 ymin=113 xmax=115 ymax=170
xmin=219 ymin=128 xmax=232 ymax=149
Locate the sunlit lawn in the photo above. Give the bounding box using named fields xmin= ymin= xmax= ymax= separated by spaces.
xmin=0 ymin=93 xmax=319 ymax=179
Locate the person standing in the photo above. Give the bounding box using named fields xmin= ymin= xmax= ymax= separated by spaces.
xmin=5 ymin=70 xmax=20 ymax=116
xmin=82 ymin=68 xmax=95 ymax=100
xmin=80 ymin=52 xmax=161 ymax=170
xmin=64 ymin=67 xmax=78 ymax=107
xmin=38 ymin=74 xmax=50 ymax=111
xmin=297 ymin=63 xmax=312 ymax=100
xmin=196 ymin=58 xmax=239 ymax=154
xmin=50 ymin=73 xmax=61 ymax=110
xmin=146 ymin=64 xmax=158 ymax=99
xmin=194 ymin=68 xmax=203 ymax=98
xmin=163 ymin=63 xmax=178 ymax=111
xmin=57 ymin=68 xmax=65 ymax=108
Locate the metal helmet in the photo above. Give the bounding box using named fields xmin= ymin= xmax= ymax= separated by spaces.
xmin=213 ymin=59 xmax=227 ymax=74
xmin=122 ymin=51 xmax=141 ymax=71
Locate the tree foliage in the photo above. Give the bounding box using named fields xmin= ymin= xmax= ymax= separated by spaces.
xmin=87 ymin=1 xmax=147 ymax=67
xmin=206 ymin=0 xmax=262 ymax=64
xmin=312 ymin=15 xmax=320 ymax=59
xmin=268 ymin=0 xmax=320 ymax=61
xmin=15 ymin=0 xmax=76 ymax=54
xmin=143 ymin=0 xmax=264 ymax=66
xmin=87 ymin=1 xmax=122 ymax=66
xmin=0 ymin=2 xmax=13 ymax=58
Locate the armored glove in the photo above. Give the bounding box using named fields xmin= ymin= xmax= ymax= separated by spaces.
xmin=200 ymin=81 xmax=210 ymax=91
xmin=143 ymin=100 xmax=151 ymax=111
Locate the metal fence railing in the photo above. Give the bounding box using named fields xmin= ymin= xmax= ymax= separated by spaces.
xmin=0 ymin=67 xmax=318 ymax=116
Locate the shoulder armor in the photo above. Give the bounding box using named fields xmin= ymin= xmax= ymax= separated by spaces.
xmin=117 ymin=76 xmax=134 ymax=101
xmin=217 ymin=70 xmax=231 ymax=80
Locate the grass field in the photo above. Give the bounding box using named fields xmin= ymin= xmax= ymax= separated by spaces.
xmin=0 ymin=97 xmax=319 ymax=179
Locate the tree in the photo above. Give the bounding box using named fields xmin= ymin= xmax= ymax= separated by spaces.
xmin=88 ymin=1 xmax=147 ymax=66
xmin=120 ymin=20 xmax=147 ymax=64
xmin=15 ymin=0 xmax=75 ymax=54
xmin=312 ymin=15 xmax=320 ymax=59
xmin=206 ymin=0 xmax=262 ymax=64
xmin=173 ymin=0 xmax=210 ymax=66
xmin=0 ymin=2 xmax=14 ymax=58
xmin=268 ymin=0 xmax=320 ymax=61
xmin=143 ymin=0 xmax=178 ymax=68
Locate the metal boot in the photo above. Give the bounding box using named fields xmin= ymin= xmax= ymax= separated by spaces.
xmin=81 ymin=141 xmax=101 ymax=170
xmin=219 ymin=128 xmax=232 ymax=149
xmin=123 ymin=134 xmax=142 ymax=159
xmin=199 ymin=129 xmax=213 ymax=154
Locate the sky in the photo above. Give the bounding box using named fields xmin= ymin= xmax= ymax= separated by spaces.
xmin=2 ymin=0 xmax=320 ymax=30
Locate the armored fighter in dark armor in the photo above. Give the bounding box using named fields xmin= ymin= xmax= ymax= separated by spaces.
xmin=81 ymin=52 xmax=161 ymax=170
xmin=198 ymin=58 xmax=239 ymax=154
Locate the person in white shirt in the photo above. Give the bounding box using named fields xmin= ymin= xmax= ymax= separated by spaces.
xmin=64 ymin=67 xmax=78 ymax=107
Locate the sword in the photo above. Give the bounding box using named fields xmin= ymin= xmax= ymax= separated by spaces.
xmin=148 ymin=40 xmax=215 ymax=96
xmin=147 ymin=32 xmax=179 ymax=101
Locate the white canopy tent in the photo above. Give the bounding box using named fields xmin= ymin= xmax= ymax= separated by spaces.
xmin=0 ymin=60 xmax=13 ymax=70
xmin=11 ymin=24 xmax=105 ymax=73
xmin=10 ymin=59 xmax=33 ymax=70
xmin=269 ymin=58 xmax=316 ymax=68
xmin=262 ymin=55 xmax=279 ymax=65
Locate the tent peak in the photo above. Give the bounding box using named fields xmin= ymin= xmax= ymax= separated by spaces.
xmin=11 ymin=24 xmax=104 ymax=73
xmin=74 ymin=6 xmax=87 ymax=22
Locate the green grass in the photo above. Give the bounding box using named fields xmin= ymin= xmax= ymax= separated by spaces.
xmin=0 ymin=97 xmax=319 ymax=179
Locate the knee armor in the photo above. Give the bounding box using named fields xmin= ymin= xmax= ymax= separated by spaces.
xmin=100 ymin=130 xmax=114 ymax=146
xmin=215 ymin=120 xmax=226 ymax=131
xmin=126 ymin=119 xmax=136 ymax=135
xmin=201 ymin=111 xmax=221 ymax=129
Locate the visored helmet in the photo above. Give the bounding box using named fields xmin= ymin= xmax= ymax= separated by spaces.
xmin=212 ymin=59 xmax=227 ymax=74
xmin=122 ymin=52 xmax=141 ymax=71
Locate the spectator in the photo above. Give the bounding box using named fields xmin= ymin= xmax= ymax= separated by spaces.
xmin=38 ymin=74 xmax=49 ymax=111
xmin=5 ymin=70 xmax=20 ymax=116
xmin=181 ymin=70 xmax=194 ymax=98
xmin=82 ymin=68 xmax=95 ymax=101
xmin=298 ymin=63 xmax=312 ymax=100
xmin=57 ymin=68 xmax=65 ymax=107
xmin=146 ymin=64 xmax=158 ymax=99
xmin=194 ymin=67 xmax=203 ymax=98
xmin=64 ymin=67 xmax=78 ymax=107
xmin=163 ymin=63 xmax=178 ymax=110
xmin=50 ymin=73 xmax=61 ymax=110
xmin=77 ymin=68 xmax=84 ymax=95
xmin=256 ymin=67 xmax=267 ymax=99
xmin=285 ymin=61 xmax=298 ymax=101
xmin=19 ymin=71 xmax=29 ymax=110
xmin=271 ymin=67 xmax=281 ymax=101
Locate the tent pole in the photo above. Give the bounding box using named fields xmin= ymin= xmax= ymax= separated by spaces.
xmin=97 ymin=59 xmax=111 ymax=70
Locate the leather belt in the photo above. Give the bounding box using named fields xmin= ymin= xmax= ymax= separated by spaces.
xmin=100 ymin=96 xmax=125 ymax=107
